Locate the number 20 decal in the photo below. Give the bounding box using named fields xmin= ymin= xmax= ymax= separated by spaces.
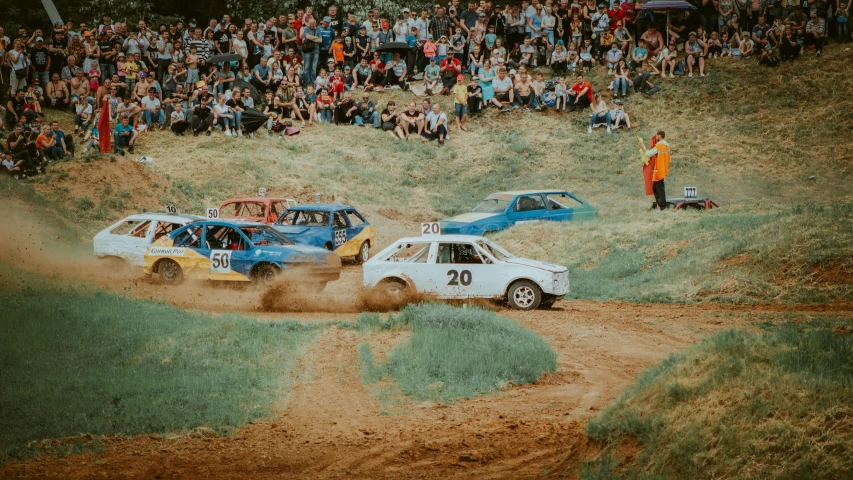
xmin=447 ymin=270 xmax=472 ymax=286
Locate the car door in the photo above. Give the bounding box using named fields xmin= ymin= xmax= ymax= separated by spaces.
xmin=418 ymin=242 xmax=497 ymax=298
xmin=173 ymin=224 xmax=206 ymax=278
xmin=381 ymin=241 xmax=435 ymax=290
xmin=542 ymin=192 xmax=577 ymax=222
xmin=202 ymin=225 xmax=253 ymax=281
xmin=506 ymin=194 xmax=548 ymax=225
xmin=331 ymin=210 xmax=350 ymax=252
xmin=123 ymin=220 xmax=155 ymax=265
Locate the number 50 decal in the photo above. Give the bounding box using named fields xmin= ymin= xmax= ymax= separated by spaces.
xmin=447 ymin=269 xmax=472 ymax=286
xmin=211 ymin=251 xmax=232 ymax=273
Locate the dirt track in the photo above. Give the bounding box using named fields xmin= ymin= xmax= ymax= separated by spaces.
xmin=4 ymin=206 xmax=852 ymax=479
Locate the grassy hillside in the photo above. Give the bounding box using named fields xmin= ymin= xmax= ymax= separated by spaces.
xmin=580 ymin=318 xmax=853 ymax=480
xmin=494 ymin=202 xmax=853 ymax=303
xmin=0 ymin=267 xmax=319 ymax=462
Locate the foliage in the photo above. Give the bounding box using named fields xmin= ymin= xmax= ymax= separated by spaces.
xmin=581 ymin=319 xmax=853 ymax=480
xmin=0 ymin=267 xmax=318 ymax=463
xmin=356 ymin=303 xmax=557 ymax=403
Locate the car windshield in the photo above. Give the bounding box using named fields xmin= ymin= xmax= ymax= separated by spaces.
xmin=472 ymin=198 xmax=511 ymax=213
xmin=475 ymin=240 xmax=514 ymax=261
xmin=277 ymin=210 xmax=330 ymax=227
xmin=239 ymin=225 xmax=294 ymax=246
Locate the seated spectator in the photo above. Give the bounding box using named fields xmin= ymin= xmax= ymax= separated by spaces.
xmin=382 ymin=52 xmax=408 ymax=90
xmin=804 ymin=13 xmax=826 ymax=56
xmin=424 ymin=57 xmax=441 ymax=94
xmin=512 ymin=69 xmax=538 ymax=110
xmin=49 ymin=121 xmax=74 ymax=157
xmin=45 ymin=73 xmax=70 ymax=109
xmin=609 ymin=99 xmax=632 ymax=132
xmin=423 ymin=103 xmax=448 ymax=145
xmin=779 ymin=26 xmax=801 ymax=60
xmin=397 ymin=101 xmax=424 ymax=139
xmin=684 ymin=32 xmax=707 ymax=77
xmin=588 ymin=93 xmax=611 ymax=134
xmin=74 ymin=97 xmax=95 ymax=134
xmin=488 ymin=67 xmax=514 ymax=111
xmin=632 ymin=63 xmax=660 ymax=96
xmin=355 ymin=92 xmax=380 ymax=128
xmin=190 ymin=96 xmax=214 ymax=136
xmin=5 ymin=91 xmax=37 ymax=127
xmin=613 ymin=60 xmax=630 ymax=99
xmin=439 ymin=52 xmax=462 ymax=94
xmin=352 ymin=57 xmax=372 ymax=88
xmin=379 ymin=101 xmax=402 ymax=137
xmin=605 ymin=43 xmax=622 ymax=74
xmin=113 ymin=115 xmax=138 ymax=154
xmin=567 ymin=73 xmax=592 ymax=111
xmin=630 ymin=39 xmax=649 ymax=69
xmin=170 ymin=103 xmax=190 ymax=136
xmin=334 ymin=91 xmax=359 ymax=125
xmin=212 ymin=94 xmax=236 ymax=136
xmin=36 ymin=126 xmax=62 ymax=160
xmin=141 ymin=87 xmax=165 ymax=129
xmin=315 ymin=88 xmax=334 ymax=123
xmin=641 ymin=25 xmax=664 ymax=56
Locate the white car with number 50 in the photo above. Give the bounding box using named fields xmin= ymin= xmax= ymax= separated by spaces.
xmin=363 ymin=235 xmax=569 ymax=310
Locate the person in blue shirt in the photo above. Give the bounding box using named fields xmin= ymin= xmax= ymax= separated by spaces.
xmin=251 ymin=56 xmax=271 ymax=91
xmin=318 ymin=17 xmax=335 ymax=68
xmin=113 ymin=115 xmax=138 ymax=154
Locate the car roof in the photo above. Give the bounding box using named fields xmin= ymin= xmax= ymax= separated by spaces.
xmin=187 ymin=219 xmax=268 ymax=228
xmin=490 ymin=190 xmax=569 ymax=197
xmin=287 ymin=203 xmax=353 ymax=212
xmin=125 ymin=213 xmax=203 ymax=222
xmin=394 ymin=234 xmax=486 ymax=243
xmin=220 ymin=197 xmax=296 ymax=204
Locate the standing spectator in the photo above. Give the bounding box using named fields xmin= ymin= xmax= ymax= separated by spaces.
xmin=30 ymin=37 xmax=51 ymax=85
xmin=452 ymin=74 xmax=469 ymax=131
xmin=301 ymin=18 xmax=322 ymax=84
xmin=9 ymin=40 xmax=30 ymax=94
xmin=641 ymin=130 xmax=671 ymax=210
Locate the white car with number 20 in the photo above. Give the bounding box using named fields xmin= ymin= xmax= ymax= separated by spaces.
xmin=363 ymin=233 xmax=569 ymax=310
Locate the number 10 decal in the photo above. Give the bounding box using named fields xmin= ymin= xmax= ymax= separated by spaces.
xmin=447 ymin=269 xmax=472 ymax=286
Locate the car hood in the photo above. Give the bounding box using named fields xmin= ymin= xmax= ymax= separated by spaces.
xmin=442 ymin=212 xmax=501 ymax=224
xmin=504 ymin=257 xmax=568 ymax=273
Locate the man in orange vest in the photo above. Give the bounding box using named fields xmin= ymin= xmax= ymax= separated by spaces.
xmin=641 ymin=130 xmax=671 ymax=210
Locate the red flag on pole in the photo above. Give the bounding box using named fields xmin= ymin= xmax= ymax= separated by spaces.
xmin=99 ymin=100 xmax=111 ymax=153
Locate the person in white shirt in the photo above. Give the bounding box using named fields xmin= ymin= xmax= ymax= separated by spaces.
xmin=74 ymin=98 xmax=94 ymax=133
xmin=212 ymin=94 xmax=236 ymax=136
xmin=424 ymin=103 xmax=448 ymax=145
xmin=141 ymin=88 xmax=165 ymax=128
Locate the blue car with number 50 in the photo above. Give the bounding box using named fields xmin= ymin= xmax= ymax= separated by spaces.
xmin=272 ymin=204 xmax=375 ymax=264
xmin=440 ymin=190 xmax=597 ymax=236
xmin=143 ymin=220 xmax=342 ymax=288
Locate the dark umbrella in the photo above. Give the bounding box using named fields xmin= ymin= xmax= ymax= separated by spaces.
xmin=374 ymin=42 xmax=413 ymax=55
xmin=233 ymin=79 xmax=260 ymax=103
xmin=209 ymin=53 xmax=245 ymax=64
xmin=240 ymin=108 xmax=269 ymax=134
xmin=638 ymin=0 xmax=696 ymax=8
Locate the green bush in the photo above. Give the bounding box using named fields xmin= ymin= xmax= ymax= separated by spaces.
xmin=0 ymin=270 xmax=318 ymax=462
xmin=357 ymin=303 xmax=556 ymax=403
xmin=581 ymin=319 xmax=853 ymax=480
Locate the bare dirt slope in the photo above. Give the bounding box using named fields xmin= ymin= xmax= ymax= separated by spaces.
xmin=7 ymin=300 xmax=846 ymax=480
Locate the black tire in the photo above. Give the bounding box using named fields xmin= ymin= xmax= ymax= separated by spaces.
xmin=507 ymin=280 xmax=542 ymax=310
xmin=354 ymin=242 xmax=369 ymax=265
xmin=253 ymin=263 xmax=280 ymax=286
xmin=381 ymin=279 xmax=407 ymax=295
xmin=539 ymin=296 xmax=558 ymax=310
xmin=158 ymin=259 xmax=184 ymax=285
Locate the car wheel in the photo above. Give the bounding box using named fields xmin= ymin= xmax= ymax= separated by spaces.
xmin=381 ymin=279 xmax=407 ymax=296
xmin=354 ymin=242 xmax=369 ymax=264
xmin=507 ymin=280 xmax=541 ymax=310
xmin=253 ymin=263 xmax=280 ymax=286
xmin=158 ymin=259 xmax=184 ymax=285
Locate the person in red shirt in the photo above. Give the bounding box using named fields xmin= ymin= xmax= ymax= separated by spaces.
xmin=620 ymin=1 xmax=637 ymax=36
xmin=439 ymin=51 xmax=462 ymax=95
xmin=608 ymin=3 xmax=627 ymax=32
xmin=328 ymin=67 xmax=346 ymax=100
xmin=567 ymin=73 xmax=592 ymax=111
xmin=368 ymin=51 xmax=385 ymax=90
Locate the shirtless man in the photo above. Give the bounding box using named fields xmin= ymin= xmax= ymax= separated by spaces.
xmin=69 ymin=71 xmax=91 ymax=106
xmin=95 ymin=79 xmax=112 ymax=108
xmin=46 ymin=73 xmax=71 ymax=109
xmin=133 ymin=73 xmax=154 ymax=101
xmin=512 ymin=70 xmax=537 ymax=110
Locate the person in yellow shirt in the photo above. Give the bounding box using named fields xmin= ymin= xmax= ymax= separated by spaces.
xmin=452 ymin=74 xmax=468 ymax=132
xmin=641 ymin=130 xmax=671 ymax=210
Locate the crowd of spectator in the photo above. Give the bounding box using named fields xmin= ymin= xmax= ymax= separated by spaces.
xmin=1 ymin=0 xmax=847 ymax=175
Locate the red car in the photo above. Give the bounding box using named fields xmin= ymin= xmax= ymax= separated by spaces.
xmin=219 ymin=197 xmax=298 ymax=224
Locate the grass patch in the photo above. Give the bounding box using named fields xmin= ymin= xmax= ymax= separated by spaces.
xmin=356 ymin=303 xmax=556 ymax=403
xmin=0 ymin=268 xmax=319 ymax=463
xmin=581 ymin=318 xmax=853 ymax=480
xmin=494 ymin=202 xmax=853 ymax=304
